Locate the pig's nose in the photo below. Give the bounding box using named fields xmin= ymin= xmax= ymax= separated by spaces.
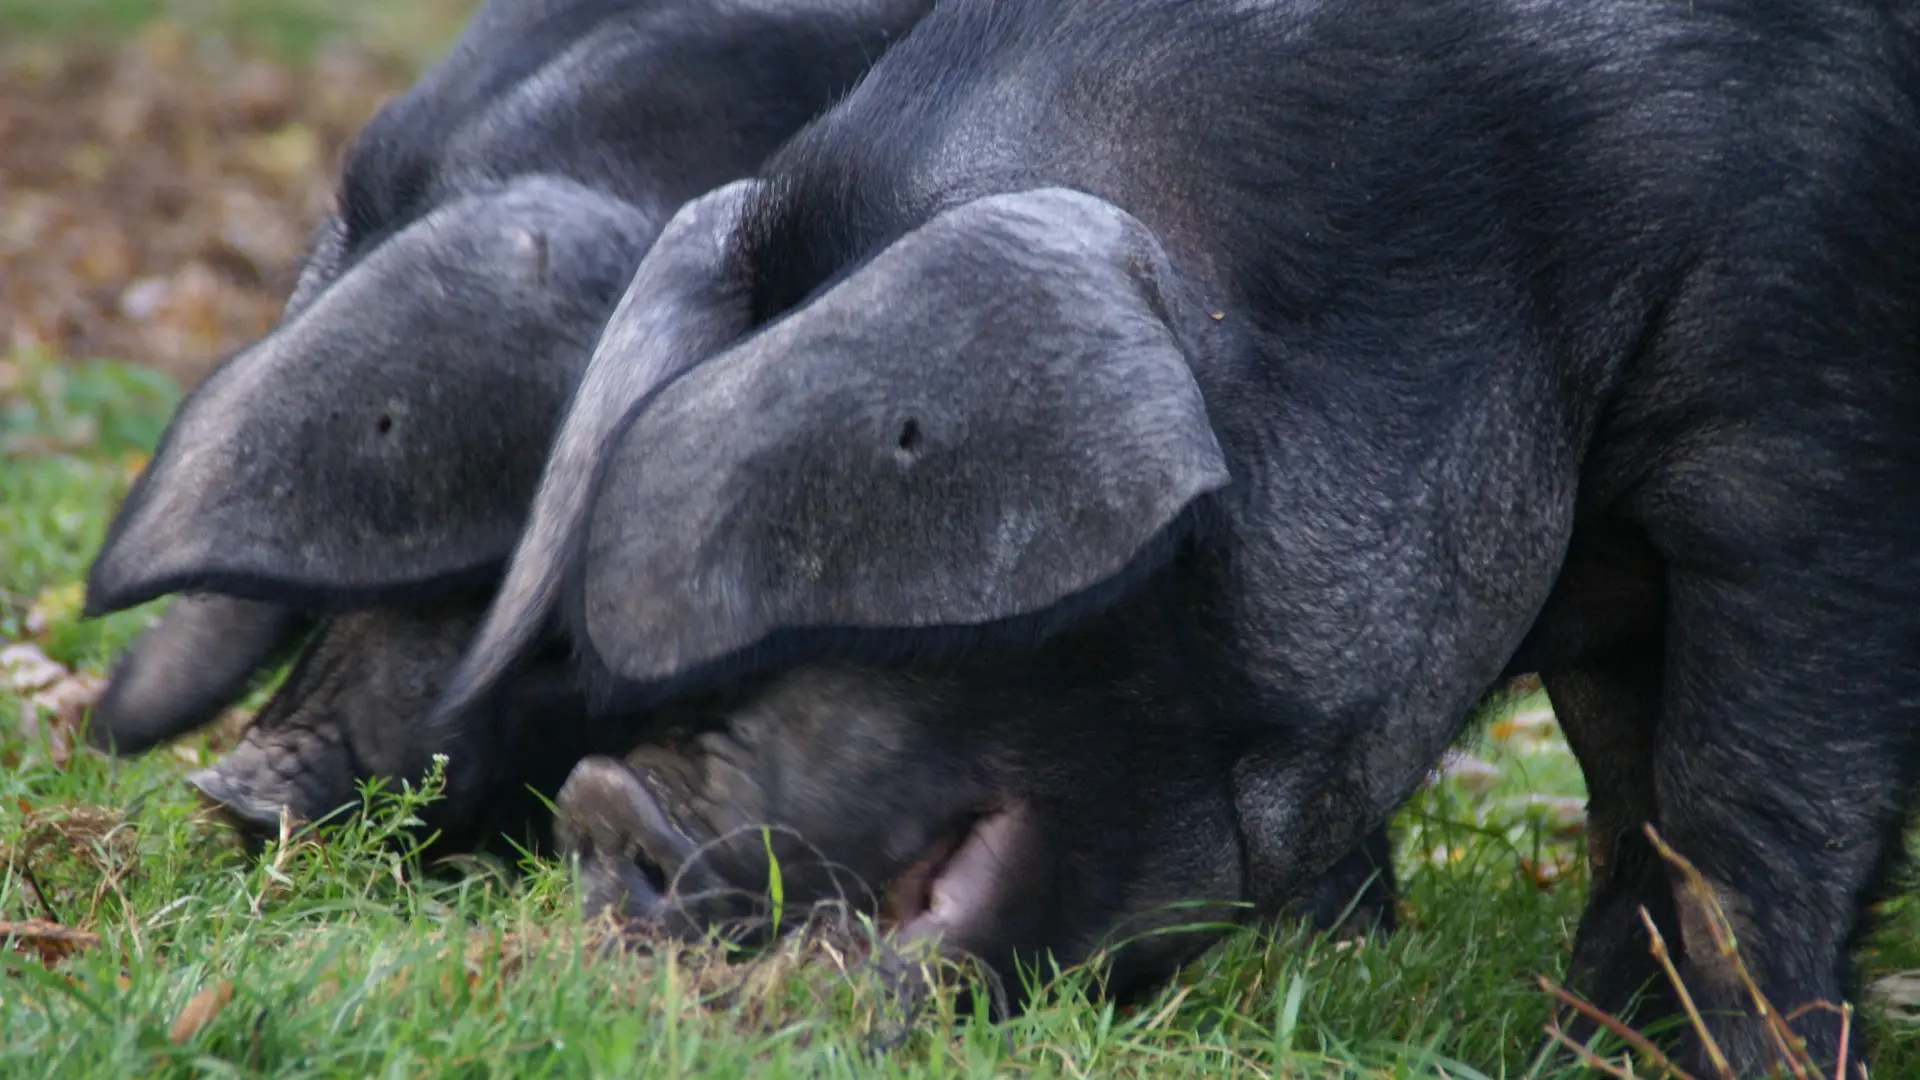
xmin=186 ymin=765 xmax=293 ymax=854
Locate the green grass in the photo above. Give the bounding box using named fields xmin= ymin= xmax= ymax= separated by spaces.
xmin=5 ymin=359 xmax=1920 ymax=1078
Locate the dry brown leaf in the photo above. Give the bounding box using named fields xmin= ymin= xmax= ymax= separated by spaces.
xmin=169 ymin=980 xmax=234 ymax=1044
xmin=1 ymin=643 xmax=65 ymax=693
xmin=1872 ymin=972 xmax=1920 ymax=1017
xmin=1435 ymin=749 xmax=1500 ymax=793
xmin=0 ymin=919 xmax=103 ymax=967
xmin=1518 ymin=853 xmax=1580 ymax=892
xmin=25 ymin=582 xmax=85 ymax=639
xmin=4 ymin=639 xmax=100 ymax=768
xmin=27 ymin=673 xmax=106 ymax=765
xmin=1507 ymin=794 xmax=1588 ymax=837
xmin=0 ymin=37 xmax=412 ymax=386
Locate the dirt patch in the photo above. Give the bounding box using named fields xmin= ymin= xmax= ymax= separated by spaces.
xmin=0 ymin=26 xmax=416 ymax=388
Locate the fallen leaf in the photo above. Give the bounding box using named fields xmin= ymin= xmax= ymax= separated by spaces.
xmin=0 ymin=36 xmax=415 ymax=388
xmin=224 ymin=60 xmax=297 ymax=128
xmin=241 ymin=124 xmax=321 ymax=184
xmin=0 ymin=919 xmax=102 ymax=967
xmin=1873 ymin=971 xmax=1920 ymax=1015
xmin=1506 ymin=794 xmax=1588 ymax=838
xmin=217 ymin=184 xmax=303 ymax=270
xmin=25 ymin=581 xmax=85 ymax=639
xmin=1436 ymin=749 xmax=1500 ymax=793
xmin=1489 ymin=707 xmax=1559 ymax=744
xmin=1519 ymin=854 xmax=1580 ymax=892
xmin=1 ymin=643 xmax=65 ymax=693
xmin=25 ymin=672 xmax=105 ymax=765
xmin=169 ymin=980 xmax=234 ymax=1044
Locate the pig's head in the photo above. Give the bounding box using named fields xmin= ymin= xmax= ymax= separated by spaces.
xmin=552 ymin=579 xmax=1262 ymax=1006
xmin=79 ymin=0 xmax=941 ymax=760
xmin=432 ymin=184 xmax=1379 ymax=1002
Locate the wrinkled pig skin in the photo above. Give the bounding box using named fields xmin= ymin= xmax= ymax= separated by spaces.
xmin=187 ymin=601 xmax=640 ymax=861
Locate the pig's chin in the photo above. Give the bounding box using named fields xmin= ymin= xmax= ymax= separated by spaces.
xmin=878 ymin=803 xmax=1034 ymax=950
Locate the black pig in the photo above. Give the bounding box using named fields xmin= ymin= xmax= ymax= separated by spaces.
xmin=75 ymin=0 xmax=936 ymax=817
xmin=82 ymin=0 xmax=938 ymax=752
xmin=79 ymin=0 xmax=1403 ymax=919
xmin=440 ymin=1 xmax=1920 ymax=1073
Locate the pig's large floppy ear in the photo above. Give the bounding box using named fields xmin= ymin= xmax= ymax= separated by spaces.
xmin=433 ymin=179 xmax=764 ymax=720
xmin=578 ymin=186 xmax=1228 ymax=687
xmin=86 ymin=595 xmax=310 ymax=754
xmin=83 ymin=175 xmax=660 ymax=617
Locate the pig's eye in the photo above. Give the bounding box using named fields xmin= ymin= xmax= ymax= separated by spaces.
xmin=896 ymin=418 xmax=922 ymax=454
xmin=377 ymin=413 xmax=394 ymax=435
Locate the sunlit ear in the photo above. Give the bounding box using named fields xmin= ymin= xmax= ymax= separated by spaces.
xmin=84 ymin=175 xmax=659 ymax=617
xmin=86 ymin=595 xmax=311 ymax=755
xmin=434 ymin=179 xmax=764 ymax=721
xmin=573 ymin=186 xmax=1231 ymax=685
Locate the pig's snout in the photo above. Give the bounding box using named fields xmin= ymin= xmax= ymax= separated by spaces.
xmin=555 ymin=757 xmax=697 ymax=922
xmin=184 ymin=723 xmax=357 ymax=851
xmin=186 ymin=761 xmax=298 ymax=852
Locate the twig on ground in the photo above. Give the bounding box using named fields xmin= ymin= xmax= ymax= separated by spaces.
xmin=1539 ymin=975 xmax=1699 ymax=1080
xmin=19 ymin=860 xmax=62 ymax=925
xmin=1535 ymin=825 xmax=1867 ymax=1080
xmin=1644 ymin=826 xmax=1816 ymax=1076
xmin=1639 ymin=908 xmax=1736 ymax=1079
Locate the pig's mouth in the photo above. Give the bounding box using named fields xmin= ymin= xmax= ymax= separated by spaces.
xmin=879 ymin=805 xmax=1033 ymax=948
xmin=556 ymin=756 xmax=1036 ymax=956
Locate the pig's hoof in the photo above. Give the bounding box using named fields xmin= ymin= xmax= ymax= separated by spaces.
xmin=555 ymin=756 xmax=698 ymax=921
